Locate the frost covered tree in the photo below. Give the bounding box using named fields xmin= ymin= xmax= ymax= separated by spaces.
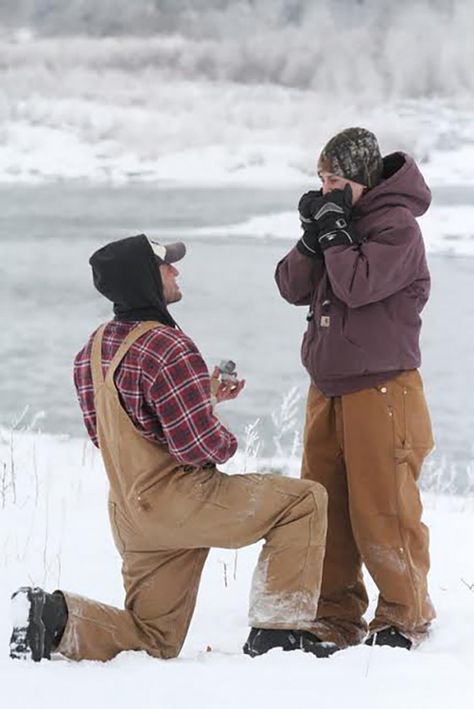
xmin=0 ymin=0 xmax=463 ymax=38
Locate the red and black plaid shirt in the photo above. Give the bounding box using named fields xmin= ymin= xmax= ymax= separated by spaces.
xmin=73 ymin=321 xmax=238 ymax=466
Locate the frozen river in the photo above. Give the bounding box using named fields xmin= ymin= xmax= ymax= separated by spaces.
xmin=1 ymin=184 xmax=473 ymax=487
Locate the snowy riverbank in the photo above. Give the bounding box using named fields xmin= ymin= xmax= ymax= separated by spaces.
xmin=0 ymin=428 xmax=473 ymax=708
xmin=1 ymin=19 xmax=474 ymax=189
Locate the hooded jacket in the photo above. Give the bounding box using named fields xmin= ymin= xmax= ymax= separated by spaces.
xmin=275 ymin=153 xmax=431 ymax=396
xmin=89 ymin=234 xmax=177 ymax=327
xmin=79 ymin=234 xmax=238 ymax=465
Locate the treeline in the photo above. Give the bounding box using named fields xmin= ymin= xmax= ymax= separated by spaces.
xmin=0 ymin=0 xmax=458 ymax=38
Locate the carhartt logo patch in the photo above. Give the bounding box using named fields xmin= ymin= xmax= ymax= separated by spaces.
xmin=320 ymin=315 xmax=330 ymax=327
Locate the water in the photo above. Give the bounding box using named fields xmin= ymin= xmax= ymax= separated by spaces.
xmin=1 ymin=184 xmax=473 ymax=483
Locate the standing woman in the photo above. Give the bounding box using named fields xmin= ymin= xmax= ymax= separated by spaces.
xmin=275 ymin=127 xmax=435 ymax=650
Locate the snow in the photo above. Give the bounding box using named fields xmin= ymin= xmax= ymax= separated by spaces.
xmin=1 ymin=100 xmax=473 ymax=189
xmin=10 ymin=591 xmax=29 ymax=629
xmin=1 ymin=31 xmax=474 ymax=188
xmin=2 ymin=7 xmax=474 ymax=704
xmin=159 ymin=205 xmax=474 ymax=258
xmin=0 ymin=427 xmax=473 ymax=708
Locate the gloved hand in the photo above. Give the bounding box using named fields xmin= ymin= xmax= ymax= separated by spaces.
xmin=298 ymin=189 xmax=325 ymax=222
xmin=296 ymin=190 xmax=325 ymax=259
xmin=312 ymin=185 xmax=361 ymax=252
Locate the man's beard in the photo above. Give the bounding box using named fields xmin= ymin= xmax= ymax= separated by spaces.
xmin=165 ymin=289 xmax=182 ymax=305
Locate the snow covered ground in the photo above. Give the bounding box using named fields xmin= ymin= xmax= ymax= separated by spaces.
xmin=169 ymin=203 xmax=474 ymax=258
xmin=0 ymin=428 xmax=473 ymax=708
xmin=1 ymin=87 xmax=473 ymax=190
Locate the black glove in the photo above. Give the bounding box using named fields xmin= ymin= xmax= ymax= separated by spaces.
xmin=298 ymin=189 xmax=324 ymax=222
xmin=311 ymin=185 xmax=361 ymax=252
xmin=296 ymin=190 xmax=325 ymax=259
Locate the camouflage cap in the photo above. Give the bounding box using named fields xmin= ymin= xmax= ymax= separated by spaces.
xmin=317 ymin=127 xmax=383 ymax=189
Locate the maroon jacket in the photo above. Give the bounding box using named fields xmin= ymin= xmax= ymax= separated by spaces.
xmin=275 ymin=153 xmax=431 ymax=396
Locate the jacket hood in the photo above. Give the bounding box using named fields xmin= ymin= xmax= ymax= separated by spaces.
xmin=89 ymin=234 xmax=177 ymax=327
xmin=355 ymin=152 xmax=431 ymax=218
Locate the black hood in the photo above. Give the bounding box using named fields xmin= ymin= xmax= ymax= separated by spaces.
xmin=89 ymin=234 xmax=177 ymax=327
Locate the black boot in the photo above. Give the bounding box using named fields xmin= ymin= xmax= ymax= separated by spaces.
xmin=243 ymin=627 xmax=339 ymax=659
xmin=365 ymin=626 xmax=412 ymax=650
xmin=10 ymin=587 xmax=68 ymax=662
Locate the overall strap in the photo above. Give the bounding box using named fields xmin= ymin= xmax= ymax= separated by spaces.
xmin=90 ymin=324 xmax=107 ymax=392
xmin=104 ymin=321 xmax=166 ymax=385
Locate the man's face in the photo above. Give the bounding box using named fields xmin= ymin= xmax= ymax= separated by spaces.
xmin=159 ymin=262 xmax=182 ymax=304
xmin=319 ymin=171 xmax=364 ymax=204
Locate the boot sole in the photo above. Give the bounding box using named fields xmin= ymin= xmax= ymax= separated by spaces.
xmin=10 ymin=587 xmax=47 ymax=662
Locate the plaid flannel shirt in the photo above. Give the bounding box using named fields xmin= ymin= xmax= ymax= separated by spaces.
xmin=74 ymin=321 xmax=238 ymax=466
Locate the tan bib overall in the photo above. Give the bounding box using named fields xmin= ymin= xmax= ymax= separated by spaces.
xmin=57 ymin=322 xmax=328 ymax=661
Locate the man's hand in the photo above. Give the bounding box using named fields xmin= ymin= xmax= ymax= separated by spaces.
xmin=296 ymin=190 xmax=325 ymax=259
xmin=211 ymin=367 xmax=246 ymax=403
xmin=312 ymin=185 xmax=362 ymax=252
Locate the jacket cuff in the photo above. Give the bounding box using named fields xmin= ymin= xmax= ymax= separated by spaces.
xmin=319 ymin=229 xmax=356 ymax=252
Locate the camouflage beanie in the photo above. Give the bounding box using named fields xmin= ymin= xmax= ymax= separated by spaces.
xmin=318 ymin=127 xmax=383 ymax=189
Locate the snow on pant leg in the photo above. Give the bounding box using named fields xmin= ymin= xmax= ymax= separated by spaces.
xmin=341 ymin=371 xmax=436 ymax=644
xmin=300 ymin=385 xmax=368 ymax=647
xmin=246 ymin=476 xmax=328 ymax=629
xmin=57 ymin=547 xmax=209 ymax=661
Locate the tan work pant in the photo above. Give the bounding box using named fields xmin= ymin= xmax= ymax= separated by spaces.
xmin=301 ymin=370 xmax=436 ymax=648
xmin=58 ymin=469 xmax=327 ymax=661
